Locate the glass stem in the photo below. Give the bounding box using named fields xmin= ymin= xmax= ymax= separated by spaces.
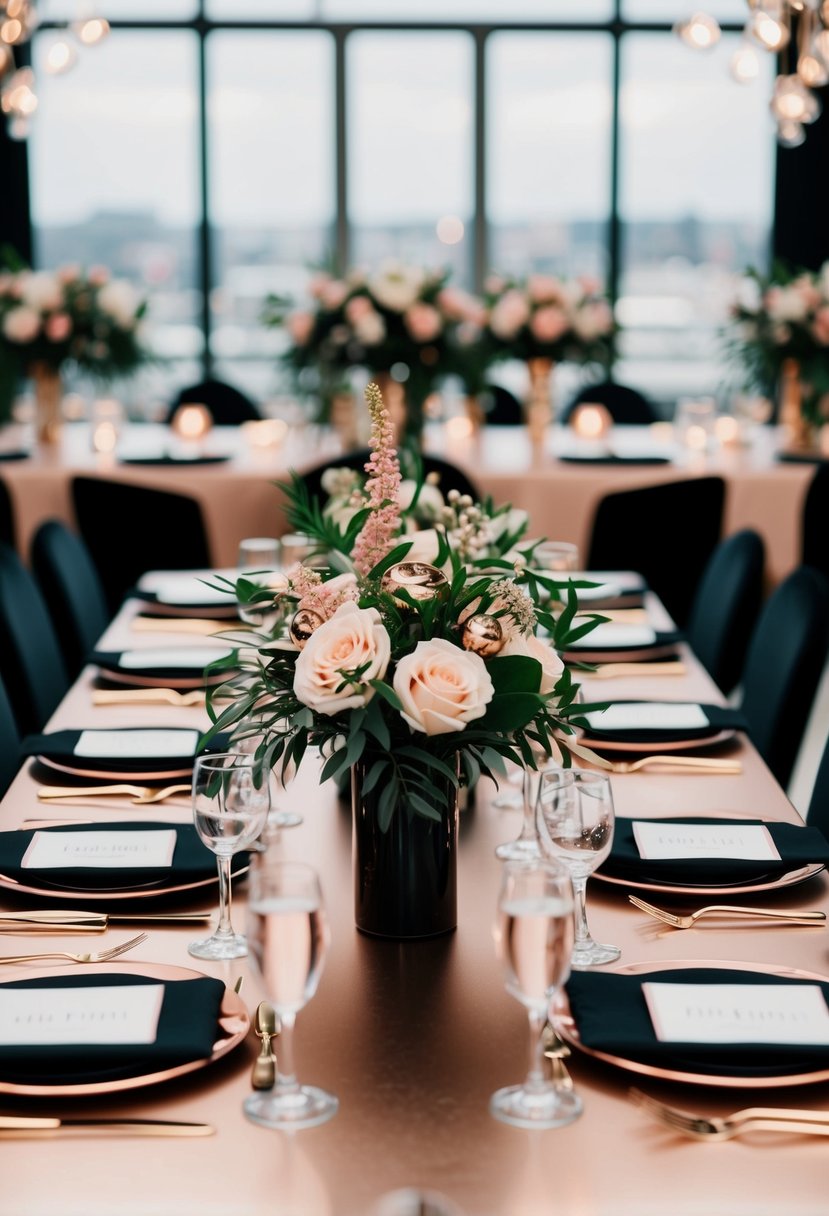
xmin=525 ymin=1008 xmax=547 ymax=1094
xmin=215 ymin=854 xmax=235 ymax=939
xmin=275 ymin=1012 xmax=300 ymax=1096
xmin=572 ymin=875 xmax=591 ymax=947
xmin=517 ymin=788 xmax=537 ymax=843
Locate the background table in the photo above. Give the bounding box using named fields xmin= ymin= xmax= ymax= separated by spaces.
xmin=0 ymin=421 xmax=814 ymax=585
xmin=0 ymin=591 xmax=827 ymax=1214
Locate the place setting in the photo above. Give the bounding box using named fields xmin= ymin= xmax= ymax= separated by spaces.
xmin=575 ymin=700 xmax=749 ymax=755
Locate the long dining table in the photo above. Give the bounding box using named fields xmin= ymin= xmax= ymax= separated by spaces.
xmin=0 ymin=584 xmax=827 ymax=1215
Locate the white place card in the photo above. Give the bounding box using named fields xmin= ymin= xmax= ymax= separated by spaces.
xmin=584 ymin=703 xmax=709 ymax=733
xmin=75 ymin=729 xmax=200 ymax=759
xmin=0 ymin=984 xmax=164 ymax=1046
xmin=118 ymin=647 xmax=233 ymax=671
xmin=632 ymin=821 xmax=781 ymax=863
xmin=568 ymin=624 xmax=657 ymax=649
xmin=152 ymin=576 xmax=230 ymax=606
xmin=21 ymin=829 xmax=177 ymax=871
xmin=642 ymin=982 xmax=829 ymax=1045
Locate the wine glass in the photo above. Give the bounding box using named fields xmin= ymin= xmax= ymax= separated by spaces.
xmin=189 ymin=753 xmax=270 ymax=961
xmin=491 ymin=859 xmax=582 ymax=1129
xmin=536 ymin=768 xmax=620 ymax=969
xmin=243 ymin=861 xmax=338 ymax=1130
xmin=238 ymin=536 xmax=281 ymax=572
xmin=534 ymin=541 xmax=580 ymax=573
xmin=495 ymin=764 xmax=547 ymax=860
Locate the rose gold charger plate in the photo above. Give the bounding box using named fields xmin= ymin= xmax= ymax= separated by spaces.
xmin=35 ymin=755 xmax=195 ymax=782
xmin=96 ymin=666 xmax=230 ymax=691
xmin=563 ymin=643 xmax=681 ymax=664
xmin=578 ymin=728 xmax=737 ymax=755
xmin=553 ymin=958 xmax=829 ymax=1088
xmin=0 ymin=960 xmax=249 ymax=1097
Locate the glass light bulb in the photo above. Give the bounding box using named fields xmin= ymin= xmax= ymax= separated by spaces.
xmin=76 ymin=17 xmax=110 ymax=46
xmin=778 ymin=118 xmax=806 ymax=146
xmin=731 ymin=42 xmax=761 ymax=82
xmin=798 ymin=52 xmax=829 ymax=85
xmin=771 ymin=73 xmax=811 ymax=120
xmin=44 ymin=38 xmax=77 ymax=75
xmin=676 ymin=12 xmax=721 ymax=50
xmin=748 ymin=9 xmax=791 ymax=50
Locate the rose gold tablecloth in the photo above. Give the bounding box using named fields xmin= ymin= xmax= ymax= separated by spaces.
xmin=0 ymin=591 xmax=827 ymax=1215
xmin=0 ymin=422 xmax=813 ymax=585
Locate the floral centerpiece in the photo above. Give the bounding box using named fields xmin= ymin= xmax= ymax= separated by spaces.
xmin=265 ymin=262 xmax=484 ymax=442
xmin=727 ymin=262 xmax=829 ymax=445
xmin=481 ymin=273 xmax=614 ymax=437
xmin=206 ymin=383 xmax=603 ymax=939
xmin=0 ymin=257 xmax=147 ymax=440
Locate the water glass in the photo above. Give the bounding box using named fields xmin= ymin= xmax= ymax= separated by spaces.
xmin=243 ymin=861 xmax=338 ymax=1130
xmin=674 ymin=397 xmax=716 ymax=452
xmin=490 ymin=859 xmax=582 ymax=1129
xmin=238 ymin=536 xmax=281 ymax=572
xmin=536 ymin=768 xmax=619 ymax=968
xmin=534 ymin=541 xmax=580 ymax=573
xmin=189 ymin=753 xmax=270 ymax=961
xmin=280 ymin=532 xmax=315 ymax=568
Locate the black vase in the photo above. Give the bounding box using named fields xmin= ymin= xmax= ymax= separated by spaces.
xmin=351 ymin=759 xmax=458 ymax=939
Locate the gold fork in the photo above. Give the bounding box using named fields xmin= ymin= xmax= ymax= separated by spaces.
xmin=92 ymin=689 xmax=207 ymax=708
xmin=37 ymin=783 xmax=192 ymax=804
xmin=542 ymin=1022 xmax=574 ymax=1091
xmin=628 ymin=894 xmax=826 ymax=929
xmin=630 ymin=1088 xmax=829 ymax=1141
xmin=606 ymin=756 xmax=742 ymax=774
xmin=131 ymin=617 xmax=245 ymax=636
xmin=588 ymin=663 xmax=687 ymax=679
xmin=0 ymin=932 xmax=148 ymax=965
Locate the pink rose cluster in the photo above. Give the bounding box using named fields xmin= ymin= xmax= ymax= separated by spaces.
xmin=732 ymin=263 xmax=829 ymax=350
xmin=485 ymin=274 xmax=613 ymax=354
xmin=0 ymin=265 xmax=143 ymax=352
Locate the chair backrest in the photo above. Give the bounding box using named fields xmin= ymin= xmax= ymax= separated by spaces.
xmin=0 ymin=542 xmax=69 ymax=735
xmin=298 ymin=450 xmax=481 ymax=506
xmin=586 ymin=477 xmax=726 ymax=626
xmin=481 ymin=385 xmax=523 ymax=426
xmin=166 ymin=379 xmax=261 ymax=427
xmin=686 ymin=529 xmax=765 ymax=694
xmin=0 ymin=674 xmax=20 ymax=799
xmin=0 ymin=479 xmax=13 ymax=547
xmin=71 ymin=478 xmax=212 ymax=613
xmin=560 ymin=381 xmax=658 ymax=426
xmin=802 ymin=463 xmax=829 ymax=579
xmin=31 ymin=520 xmax=111 ymax=679
xmin=741 ymin=566 xmax=829 ymax=789
xmin=807 ymin=730 xmax=829 ymax=834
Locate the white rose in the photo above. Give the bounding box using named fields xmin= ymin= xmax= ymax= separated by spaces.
xmin=353 ymin=309 xmax=386 ymax=346
xmin=323 ymin=497 xmax=362 ymax=531
xmin=293 ymin=602 xmax=390 ymax=715
xmin=501 ymin=632 xmax=564 ymax=696
xmin=368 ymin=261 xmax=426 ymax=313
xmin=398 ymin=479 xmax=445 ymax=519
xmin=19 ymin=271 xmax=62 ymax=312
xmin=97 ymin=279 xmax=140 ymax=328
xmin=768 ymin=285 xmax=808 ymax=324
xmin=2 ymin=305 xmax=40 ymax=344
xmin=490 ymin=507 xmax=529 ymax=543
xmin=393 ymin=638 xmax=494 ymax=736
xmin=401 ymin=527 xmax=443 ymax=566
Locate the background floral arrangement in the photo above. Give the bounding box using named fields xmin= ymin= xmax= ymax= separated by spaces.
xmin=0 ymin=254 xmax=147 ymax=421
xmin=480 ymin=273 xmax=615 ymax=366
xmin=727 ymin=262 xmax=829 ymax=426
xmin=265 ymin=261 xmax=484 ymax=439
xmin=207 ymin=383 xmax=603 ymax=827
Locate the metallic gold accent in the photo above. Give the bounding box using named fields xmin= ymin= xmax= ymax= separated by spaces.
xmin=380 ymin=561 xmax=449 ymax=606
xmin=459 ymin=613 xmax=505 ymax=657
xmin=289 ymin=607 xmax=326 ymax=649
xmin=628 ymin=895 xmax=826 ymax=929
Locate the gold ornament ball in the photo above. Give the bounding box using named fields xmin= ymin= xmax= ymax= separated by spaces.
xmin=380 ymin=561 xmax=449 ymax=606
xmin=289 ymin=607 xmax=325 ymax=649
xmin=460 ymin=613 xmax=505 ymax=657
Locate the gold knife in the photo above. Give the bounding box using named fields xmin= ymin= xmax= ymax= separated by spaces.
xmin=0 ymin=910 xmax=212 ymax=932
xmin=0 ymin=1116 xmax=214 ymax=1138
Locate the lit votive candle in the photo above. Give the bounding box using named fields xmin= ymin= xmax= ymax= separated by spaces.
xmin=445 ymin=415 xmax=475 ymax=441
xmin=171 ymin=402 xmax=212 ymax=441
xmin=714 ymin=414 xmax=741 ymax=447
xmin=243 ymin=418 xmax=288 ymax=450
xmin=91 ymin=420 xmax=118 ymax=454
xmin=571 ymin=402 xmax=612 ymax=441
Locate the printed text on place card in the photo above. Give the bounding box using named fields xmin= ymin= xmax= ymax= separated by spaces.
xmin=632 ymin=822 xmax=781 ymax=862
xmin=0 ymin=985 xmax=164 ymax=1046
xmin=21 ymin=830 xmax=177 ymax=870
xmin=642 ymin=982 xmax=829 ymax=1045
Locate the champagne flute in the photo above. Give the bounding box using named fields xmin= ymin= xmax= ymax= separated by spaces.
xmin=491 ymin=859 xmax=582 ymax=1129
xmin=243 ymin=861 xmax=338 ymax=1129
xmin=189 ymin=753 xmax=270 ymax=961
xmin=536 ymin=768 xmax=620 ymax=968
xmin=495 ymin=764 xmax=547 ymax=860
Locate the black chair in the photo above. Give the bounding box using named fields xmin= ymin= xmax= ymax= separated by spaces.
xmin=72 ymin=478 xmax=212 ymax=613
xmin=807 ymin=730 xmax=829 ymax=834
xmin=0 ymin=479 xmax=13 ymax=547
xmin=0 ymin=542 xmax=69 ymax=735
xmin=740 ymin=566 xmax=829 ymax=789
xmin=802 ymin=463 xmax=829 ymax=580
xmin=0 ymin=674 xmax=20 ymax=798
xmin=686 ymin=529 xmax=765 ymax=694
xmin=560 ymin=381 xmax=658 ymax=426
xmin=31 ymin=520 xmax=111 ymax=679
xmin=165 ymin=379 xmax=261 ymax=427
xmin=481 ymin=385 xmax=524 ymax=426
xmin=298 ymin=449 xmax=481 ymax=506
xmin=586 ymin=477 xmax=726 ymax=627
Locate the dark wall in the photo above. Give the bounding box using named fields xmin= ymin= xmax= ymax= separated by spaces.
xmin=773 ymin=86 xmax=829 ymax=272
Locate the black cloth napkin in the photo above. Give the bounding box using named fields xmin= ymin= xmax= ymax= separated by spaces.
xmin=118 ymin=454 xmax=231 ymax=467
xmin=0 ymin=971 xmax=226 ymax=1084
xmin=600 ymin=816 xmax=829 ymax=886
xmin=0 ymin=451 xmax=30 ymax=463
xmin=0 ymin=821 xmax=239 ymax=891
xmin=777 ymin=452 xmax=828 ymax=465
xmin=19 ymin=728 xmax=229 ymax=775
xmin=128 ymin=588 xmax=239 ymax=618
xmin=565 ymin=967 xmax=829 ymax=1077
xmin=92 ymin=650 xmax=234 ymax=683
xmin=567 ymin=629 xmax=683 ymax=654
xmin=582 ymin=702 xmax=748 ymax=744
xmin=559 ymin=455 xmax=672 ymax=466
